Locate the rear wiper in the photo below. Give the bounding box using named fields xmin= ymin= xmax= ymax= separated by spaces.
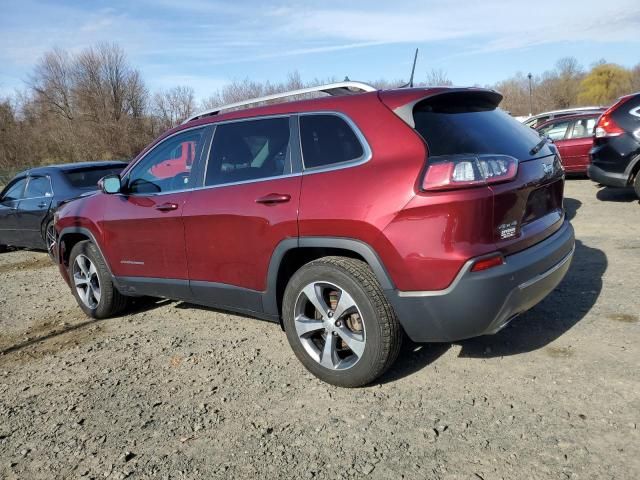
xmin=529 ymin=137 xmax=549 ymax=156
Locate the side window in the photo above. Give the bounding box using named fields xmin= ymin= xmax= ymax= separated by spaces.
xmin=567 ymin=118 xmax=596 ymax=139
xmin=539 ymin=120 xmax=570 ymax=141
xmin=1 ymin=178 xmax=27 ymax=202
xmin=300 ymin=114 xmax=365 ymax=169
xmin=205 ymin=117 xmax=290 ymax=186
xmin=25 ymin=176 xmax=53 ymax=198
xmin=127 ymin=128 xmax=207 ymax=194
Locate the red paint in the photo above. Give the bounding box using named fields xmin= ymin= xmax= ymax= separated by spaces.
xmin=182 ymin=176 xmax=301 ymax=291
xmin=536 ymin=113 xmax=600 ymax=173
xmin=56 ymin=86 xmax=566 ymax=295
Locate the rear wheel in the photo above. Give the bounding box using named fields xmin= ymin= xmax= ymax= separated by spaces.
xmin=282 ymin=256 xmax=402 ymax=387
xmin=69 ymin=241 xmax=128 ymax=319
xmin=0 ymin=244 xmax=7 ymax=253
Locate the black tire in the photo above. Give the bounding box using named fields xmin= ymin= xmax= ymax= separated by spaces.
xmin=634 ymin=173 xmax=640 ymax=199
xmin=0 ymin=244 xmax=7 ymax=253
xmin=44 ymin=220 xmax=56 ymax=261
xmin=68 ymin=241 xmax=128 ymax=319
xmin=282 ymin=256 xmax=402 ymax=387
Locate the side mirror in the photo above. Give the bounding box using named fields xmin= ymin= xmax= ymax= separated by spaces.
xmin=100 ymin=175 xmax=122 ymax=194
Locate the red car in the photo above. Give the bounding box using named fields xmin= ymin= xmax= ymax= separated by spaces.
xmin=53 ymin=82 xmax=575 ymax=387
xmin=536 ymin=113 xmax=600 ymax=174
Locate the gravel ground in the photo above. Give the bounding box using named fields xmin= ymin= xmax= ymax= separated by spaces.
xmin=0 ymin=179 xmax=638 ymax=480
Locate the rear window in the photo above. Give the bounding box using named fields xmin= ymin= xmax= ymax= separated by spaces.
xmin=64 ymin=166 xmax=125 ymax=189
xmin=413 ymin=97 xmax=548 ymax=160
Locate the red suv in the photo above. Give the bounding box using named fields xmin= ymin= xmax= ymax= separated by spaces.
xmin=53 ymin=82 xmax=575 ymax=387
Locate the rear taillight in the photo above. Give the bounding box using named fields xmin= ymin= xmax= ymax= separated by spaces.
xmin=595 ymin=112 xmax=624 ymax=138
xmin=421 ymin=154 xmax=518 ymax=192
xmin=595 ymin=95 xmax=633 ymax=138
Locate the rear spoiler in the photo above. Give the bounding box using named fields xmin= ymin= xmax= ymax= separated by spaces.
xmin=379 ymin=87 xmax=503 ymax=128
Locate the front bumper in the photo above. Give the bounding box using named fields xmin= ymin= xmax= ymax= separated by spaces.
xmin=386 ymin=220 xmax=575 ymax=343
xmin=587 ymin=164 xmax=628 ymax=188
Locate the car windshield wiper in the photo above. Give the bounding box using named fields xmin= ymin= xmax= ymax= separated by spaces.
xmin=529 ymin=137 xmax=548 ymax=156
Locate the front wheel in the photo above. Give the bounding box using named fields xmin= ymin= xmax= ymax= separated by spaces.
xmin=282 ymin=256 xmax=402 ymax=387
xmin=68 ymin=241 xmax=128 ymax=319
xmin=634 ymin=173 xmax=640 ymax=199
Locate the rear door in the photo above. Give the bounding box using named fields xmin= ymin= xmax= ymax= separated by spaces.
xmin=100 ymin=126 xmax=212 ymax=297
xmin=559 ymin=117 xmax=596 ymax=172
xmin=16 ymin=175 xmax=54 ymax=248
xmin=182 ymin=116 xmax=300 ymax=313
xmin=0 ymin=177 xmax=27 ymax=246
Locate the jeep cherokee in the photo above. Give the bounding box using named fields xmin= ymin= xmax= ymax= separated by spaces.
xmin=53 ymin=82 xmax=575 ymax=387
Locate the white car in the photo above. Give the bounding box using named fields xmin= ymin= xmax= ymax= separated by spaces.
xmin=522 ymin=106 xmax=605 ymax=129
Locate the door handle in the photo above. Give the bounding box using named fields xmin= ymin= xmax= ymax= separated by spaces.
xmin=155 ymin=202 xmax=179 ymax=212
xmin=255 ymin=193 xmax=291 ymax=204
xmin=38 ymin=202 xmax=48 ymax=208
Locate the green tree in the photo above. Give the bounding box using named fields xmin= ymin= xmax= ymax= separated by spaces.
xmin=577 ymin=63 xmax=633 ymax=105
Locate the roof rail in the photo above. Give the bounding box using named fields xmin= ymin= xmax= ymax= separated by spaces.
xmin=183 ymin=81 xmax=377 ymax=124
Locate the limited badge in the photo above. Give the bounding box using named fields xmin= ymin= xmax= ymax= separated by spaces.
xmin=498 ymin=221 xmax=518 ymax=240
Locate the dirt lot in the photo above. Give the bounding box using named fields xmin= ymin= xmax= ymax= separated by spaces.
xmin=0 ymin=179 xmax=638 ymax=480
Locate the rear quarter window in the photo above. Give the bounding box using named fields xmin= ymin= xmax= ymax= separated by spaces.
xmin=300 ymin=114 xmax=365 ymax=169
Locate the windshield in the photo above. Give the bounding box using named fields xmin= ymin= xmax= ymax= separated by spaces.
xmin=413 ymin=99 xmax=551 ymax=160
xmin=64 ymin=166 xmax=125 ymax=189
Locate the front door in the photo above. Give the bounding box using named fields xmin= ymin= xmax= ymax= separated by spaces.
xmin=16 ymin=175 xmax=53 ymax=248
xmin=0 ymin=177 xmax=28 ymax=247
xmin=182 ymin=116 xmax=300 ymax=314
xmin=100 ymin=126 xmax=212 ymax=297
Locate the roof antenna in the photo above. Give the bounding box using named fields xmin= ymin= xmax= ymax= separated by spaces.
xmin=400 ymin=48 xmax=419 ymax=88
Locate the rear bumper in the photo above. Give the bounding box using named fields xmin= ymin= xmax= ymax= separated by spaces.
xmin=587 ymin=164 xmax=628 ymax=188
xmin=386 ymin=220 xmax=575 ymax=342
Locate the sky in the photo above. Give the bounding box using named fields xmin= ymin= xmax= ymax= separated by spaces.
xmin=0 ymin=0 xmax=639 ymax=100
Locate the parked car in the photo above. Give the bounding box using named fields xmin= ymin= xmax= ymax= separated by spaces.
xmin=53 ymin=82 xmax=575 ymax=387
xmin=536 ymin=113 xmax=600 ymax=174
xmin=588 ymin=92 xmax=640 ymax=198
xmin=523 ymin=106 xmax=605 ymax=129
xmin=0 ymin=161 xmax=126 ymax=256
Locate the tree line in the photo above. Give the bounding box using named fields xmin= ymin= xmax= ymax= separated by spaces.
xmin=1 ymin=43 xmax=639 ymax=180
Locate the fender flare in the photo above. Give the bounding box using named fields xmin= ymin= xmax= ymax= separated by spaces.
xmin=57 ymin=226 xmax=113 ymax=275
xmin=624 ymin=153 xmax=640 ymax=182
xmin=262 ymin=237 xmax=395 ymax=316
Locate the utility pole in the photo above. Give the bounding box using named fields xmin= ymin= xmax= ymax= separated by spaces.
xmin=527 ymin=73 xmax=533 ymax=116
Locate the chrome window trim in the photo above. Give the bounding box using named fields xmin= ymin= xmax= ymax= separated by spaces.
xmin=120 ymin=111 xmax=371 ymax=198
xmin=122 ymin=124 xmax=211 ymax=195
xmin=297 ymin=111 xmax=372 ymax=175
xmin=202 ymin=114 xmax=293 ymax=190
xmin=24 ymin=174 xmax=54 ymax=200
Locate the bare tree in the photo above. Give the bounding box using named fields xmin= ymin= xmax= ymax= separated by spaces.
xmin=29 ymin=48 xmax=75 ymax=120
xmin=425 ymin=69 xmax=453 ymax=87
xmin=153 ymin=86 xmax=196 ymax=129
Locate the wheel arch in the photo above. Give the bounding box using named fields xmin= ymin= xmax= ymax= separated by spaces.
xmin=58 ymin=226 xmax=113 ymax=275
xmin=624 ymin=152 xmax=640 ymax=183
xmin=263 ymin=237 xmax=395 ymax=319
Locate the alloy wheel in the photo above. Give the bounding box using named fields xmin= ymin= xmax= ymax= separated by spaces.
xmin=294 ymin=281 xmax=366 ymax=370
xmin=46 ymin=223 xmax=56 ymax=260
xmin=73 ymin=254 xmax=101 ymax=310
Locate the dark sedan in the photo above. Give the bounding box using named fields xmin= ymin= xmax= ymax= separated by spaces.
xmin=0 ymin=161 xmax=126 ymax=256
